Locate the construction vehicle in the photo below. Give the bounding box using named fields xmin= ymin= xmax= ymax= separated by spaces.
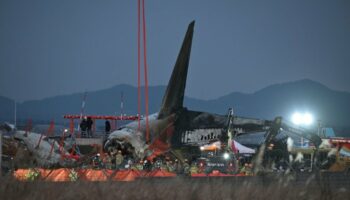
xmin=196 ymin=107 xmax=324 ymax=174
xmin=195 ymin=108 xmax=242 ymax=174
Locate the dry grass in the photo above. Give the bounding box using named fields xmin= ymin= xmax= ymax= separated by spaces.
xmin=1 ymin=173 xmax=349 ymax=200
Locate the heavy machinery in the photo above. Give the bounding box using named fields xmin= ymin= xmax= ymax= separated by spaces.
xmin=196 ymin=107 xmax=324 ymax=174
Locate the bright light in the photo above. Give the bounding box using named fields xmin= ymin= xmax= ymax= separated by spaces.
xmin=64 ymin=129 xmax=68 ymax=133
xmin=223 ymin=153 xmax=230 ymax=160
xmin=200 ymin=146 xmax=205 ymax=151
xmin=292 ymin=113 xmax=303 ymax=125
xmin=291 ymin=112 xmax=314 ymax=126
xmin=304 ymin=113 xmax=313 ymax=125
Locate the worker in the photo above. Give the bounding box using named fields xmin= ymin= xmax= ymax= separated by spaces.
xmin=86 ymin=117 xmax=93 ymax=138
xmin=115 ymin=150 xmax=124 ymax=169
xmin=125 ymin=159 xmax=133 ymax=169
xmin=103 ymin=153 xmax=112 ymax=169
xmin=183 ymin=159 xmax=190 ymax=175
xmin=105 ymin=120 xmax=111 ymax=138
xmin=134 ymin=160 xmax=144 ymax=171
xmin=143 ymin=159 xmax=152 ymax=171
xmin=174 ymin=159 xmax=182 ymax=174
xmin=240 ymin=163 xmax=248 ymax=175
xmin=189 ymin=162 xmax=199 ymax=175
xmin=92 ymin=153 xmax=102 ymax=169
xmin=80 ymin=117 xmax=87 ymax=137
xmin=166 ymin=160 xmax=175 ymax=172
xmin=160 ymin=160 xmax=169 ymax=171
xmin=246 ymin=163 xmax=253 ymax=176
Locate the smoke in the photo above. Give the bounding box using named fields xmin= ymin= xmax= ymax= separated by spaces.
xmin=287 ymin=137 xmax=294 ymax=152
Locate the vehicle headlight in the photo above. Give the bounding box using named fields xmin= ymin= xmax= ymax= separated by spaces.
xmin=223 ymin=153 xmax=230 ymax=160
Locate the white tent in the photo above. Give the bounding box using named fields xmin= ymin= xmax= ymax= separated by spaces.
xmin=232 ymin=140 xmax=256 ymax=154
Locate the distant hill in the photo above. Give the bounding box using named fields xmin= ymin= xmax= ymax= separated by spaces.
xmin=1 ymin=79 xmax=349 ymax=136
xmin=186 ymin=79 xmax=350 ymax=135
xmin=16 ymin=84 xmax=167 ymax=122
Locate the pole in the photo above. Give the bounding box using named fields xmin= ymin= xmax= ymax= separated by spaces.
xmin=317 ymin=120 xmax=321 ymax=138
xmin=301 ymin=137 xmax=304 ymax=147
xmin=78 ymin=91 xmax=87 ymax=131
xmin=120 ymin=91 xmax=124 ymax=120
xmin=142 ymin=0 xmax=150 ymax=143
xmin=137 ymin=0 xmax=141 ymax=130
xmin=310 ymin=151 xmax=313 ymax=172
xmin=14 ymin=100 xmax=17 ymax=128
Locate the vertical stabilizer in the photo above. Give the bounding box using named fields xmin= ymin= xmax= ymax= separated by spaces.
xmin=158 ymin=21 xmax=195 ymax=119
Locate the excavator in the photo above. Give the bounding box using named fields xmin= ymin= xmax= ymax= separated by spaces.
xmin=196 ymin=107 xmax=324 ymax=174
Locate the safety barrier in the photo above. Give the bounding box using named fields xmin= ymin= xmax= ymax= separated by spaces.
xmin=13 ymin=168 xmax=177 ymax=182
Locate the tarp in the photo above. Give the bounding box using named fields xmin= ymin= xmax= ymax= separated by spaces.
xmin=79 ymin=169 xmax=108 ymax=181
xmin=233 ymin=140 xmax=256 ymax=154
xmin=110 ymin=170 xmax=143 ymax=181
xmin=13 ymin=168 xmax=254 ymax=181
xmin=43 ymin=169 xmax=70 ymax=182
xmin=144 ymin=169 xmax=176 ymax=177
xmin=191 ymin=171 xmax=244 ymax=177
xmin=208 ymin=170 xmax=236 ymax=177
xmin=13 ymin=169 xmax=30 ymax=181
xmin=191 ymin=173 xmax=207 ymax=177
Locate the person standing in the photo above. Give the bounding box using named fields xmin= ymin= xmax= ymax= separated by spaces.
xmin=183 ymin=159 xmax=190 ymax=175
xmin=115 ymin=150 xmax=124 ymax=169
xmin=189 ymin=162 xmax=199 ymax=175
xmin=80 ymin=117 xmax=87 ymax=138
xmin=105 ymin=120 xmax=111 ymax=138
xmin=86 ymin=117 xmax=93 ymax=138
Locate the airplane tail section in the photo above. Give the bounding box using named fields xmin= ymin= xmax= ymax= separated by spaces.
xmin=158 ymin=21 xmax=195 ymax=119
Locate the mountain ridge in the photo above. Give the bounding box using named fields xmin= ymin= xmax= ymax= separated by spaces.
xmin=1 ymin=79 xmax=349 ymax=136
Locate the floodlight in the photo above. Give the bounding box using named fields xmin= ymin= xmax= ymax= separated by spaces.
xmin=291 ymin=112 xmax=314 ymax=126
xmin=292 ymin=112 xmax=303 ymax=125
xmin=303 ymin=113 xmax=313 ymax=125
xmin=223 ymin=152 xmax=230 ymax=160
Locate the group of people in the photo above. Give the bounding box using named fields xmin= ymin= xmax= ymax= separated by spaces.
xmin=90 ymin=150 xmax=187 ymax=174
xmin=90 ymin=152 xmax=255 ymax=176
xmin=79 ymin=117 xmax=112 ymax=138
xmin=95 ymin=154 xmax=190 ymax=174
xmin=80 ymin=117 xmax=94 ymax=138
xmin=239 ymin=163 xmax=254 ymax=176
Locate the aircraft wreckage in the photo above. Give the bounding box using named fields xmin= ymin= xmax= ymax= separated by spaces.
xmin=1 ymin=123 xmax=77 ymax=169
xmin=1 ymin=21 xmax=335 ymax=173
xmin=103 ymin=21 xmax=326 ymax=172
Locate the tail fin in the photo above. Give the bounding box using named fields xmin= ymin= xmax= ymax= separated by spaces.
xmin=158 ymin=21 xmax=195 ymax=119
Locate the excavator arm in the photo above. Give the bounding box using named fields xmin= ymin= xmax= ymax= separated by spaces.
xmin=280 ymin=120 xmax=322 ymax=147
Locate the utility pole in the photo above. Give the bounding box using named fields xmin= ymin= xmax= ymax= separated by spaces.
xmin=120 ymin=91 xmax=124 ymax=119
xmin=14 ymin=100 xmax=17 ymax=128
xmin=77 ymin=91 xmax=87 ymax=131
xmin=317 ymin=120 xmax=322 ymax=138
